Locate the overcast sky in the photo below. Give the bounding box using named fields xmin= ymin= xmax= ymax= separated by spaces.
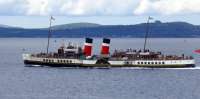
xmin=1 ymin=0 xmax=200 ymax=28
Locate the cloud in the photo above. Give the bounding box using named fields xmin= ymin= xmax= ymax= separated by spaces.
xmin=0 ymin=0 xmax=200 ymax=16
xmin=60 ymin=0 xmax=135 ymax=16
xmin=134 ymin=0 xmax=200 ymax=15
xmin=0 ymin=0 xmax=137 ymax=16
xmin=26 ymin=0 xmax=49 ymax=15
xmin=0 ymin=0 xmax=26 ymax=15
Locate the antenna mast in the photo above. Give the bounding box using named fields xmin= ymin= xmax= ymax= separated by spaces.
xmin=143 ymin=16 xmax=152 ymax=52
xmin=46 ymin=16 xmax=54 ymax=54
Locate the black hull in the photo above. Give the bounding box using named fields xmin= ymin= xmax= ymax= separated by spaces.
xmin=24 ymin=60 xmax=195 ymax=68
xmin=24 ymin=60 xmax=81 ymax=67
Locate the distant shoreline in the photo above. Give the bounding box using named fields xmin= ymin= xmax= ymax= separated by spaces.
xmin=1 ymin=21 xmax=200 ymax=38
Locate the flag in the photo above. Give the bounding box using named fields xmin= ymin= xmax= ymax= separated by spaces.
xmin=149 ymin=16 xmax=153 ymax=20
xmin=51 ymin=16 xmax=55 ymax=21
xmin=194 ymin=49 xmax=200 ymax=53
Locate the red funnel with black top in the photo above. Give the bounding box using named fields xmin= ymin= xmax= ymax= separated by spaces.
xmin=194 ymin=49 xmax=200 ymax=54
xmin=83 ymin=38 xmax=93 ymax=57
xmin=101 ymin=38 xmax=110 ymax=56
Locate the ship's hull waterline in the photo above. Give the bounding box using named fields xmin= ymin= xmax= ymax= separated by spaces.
xmin=23 ymin=54 xmax=195 ymax=68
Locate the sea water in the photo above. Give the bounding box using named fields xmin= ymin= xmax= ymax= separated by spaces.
xmin=0 ymin=38 xmax=200 ymax=99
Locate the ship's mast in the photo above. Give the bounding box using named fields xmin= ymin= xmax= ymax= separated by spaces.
xmin=143 ymin=16 xmax=153 ymax=52
xmin=46 ymin=16 xmax=54 ymax=54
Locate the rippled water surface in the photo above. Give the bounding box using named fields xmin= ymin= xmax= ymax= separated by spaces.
xmin=0 ymin=38 xmax=200 ymax=99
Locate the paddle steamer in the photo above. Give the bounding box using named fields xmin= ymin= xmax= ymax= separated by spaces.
xmin=22 ymin=17 xmax=195 ymax=68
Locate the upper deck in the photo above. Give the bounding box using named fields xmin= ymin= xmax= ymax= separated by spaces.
xmin=110 ymin=49 xmax=193 ymax=61
xmin=27 ymin=47 xmax=194 ymax=61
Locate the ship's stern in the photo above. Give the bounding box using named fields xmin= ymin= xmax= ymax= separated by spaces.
xmin=22 ymin=53 xmax=31 ymax=64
